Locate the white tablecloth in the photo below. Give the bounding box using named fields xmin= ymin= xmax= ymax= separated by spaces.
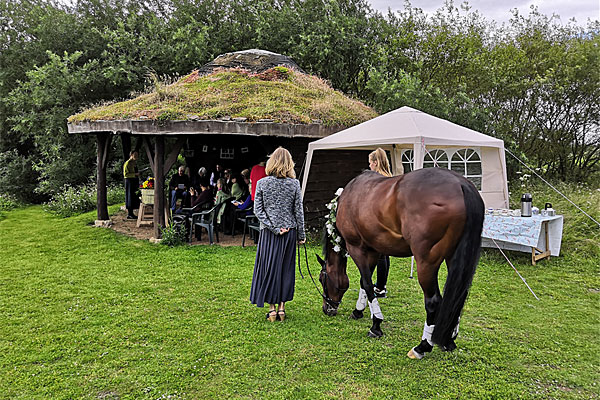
xmin=481 ymin=215 xmax=564 ymax=256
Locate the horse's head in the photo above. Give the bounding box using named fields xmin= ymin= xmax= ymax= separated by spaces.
xmin=316 ymin=240 xmax=349 ymax=316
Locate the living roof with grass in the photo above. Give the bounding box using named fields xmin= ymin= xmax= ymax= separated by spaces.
xmin=68 ymin=66 xmax=377 ymax=127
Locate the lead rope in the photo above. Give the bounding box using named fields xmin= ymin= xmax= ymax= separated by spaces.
xmin=298 ymin=242 xmax=327 ymax=300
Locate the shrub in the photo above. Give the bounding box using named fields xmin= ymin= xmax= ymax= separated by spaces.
xmin=160 ymin=223 xmax=188 ymax=247
xmin=0 ymin=193 xmax=20 ymax=214
xmin=44 ymin=183 xmax=125 ymax=217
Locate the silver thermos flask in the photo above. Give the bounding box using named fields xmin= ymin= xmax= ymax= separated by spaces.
xmin=521 ymin=193 xmax=532 ymax=217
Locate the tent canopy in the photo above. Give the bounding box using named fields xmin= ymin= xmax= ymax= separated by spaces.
xmin=302 ymin=106 xmax=509 ymax=208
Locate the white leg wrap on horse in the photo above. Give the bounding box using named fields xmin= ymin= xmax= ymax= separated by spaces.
xmin=356 ymin=288 xmax=367 ymax=311
xmin=368 ymin=298 xmax=384 ymax=320
xmin=422 ymin=322 xmax=435 ymax=346
xmin=452 ymin=317 xmax=460 ymax=338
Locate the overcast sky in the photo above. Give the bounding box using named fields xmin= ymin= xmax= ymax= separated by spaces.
xmin=368 ymin=0 xmax=600 ymax=26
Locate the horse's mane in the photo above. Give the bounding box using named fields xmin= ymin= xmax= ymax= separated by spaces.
xmin=322 ymin=215 xmax=347 ymax=259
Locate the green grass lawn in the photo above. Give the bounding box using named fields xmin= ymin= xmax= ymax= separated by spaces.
xmin=1 ymin=206 xmax=598 ymax=399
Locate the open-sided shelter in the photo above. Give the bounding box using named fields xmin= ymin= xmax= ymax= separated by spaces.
xmin=67 ymin=49 xmax=376 ymax=237
xmin=301 ymin=106 xmax=509 ymax=223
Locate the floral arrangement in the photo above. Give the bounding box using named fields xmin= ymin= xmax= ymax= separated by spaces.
xmin=325 ymin=188 xmax=347 ymax=255
xmin=141 ymin=177 xmax=154 ymax=189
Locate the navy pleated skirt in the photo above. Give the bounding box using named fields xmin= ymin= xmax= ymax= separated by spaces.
xmin=250 ymin=228 xmax=296 ymax=307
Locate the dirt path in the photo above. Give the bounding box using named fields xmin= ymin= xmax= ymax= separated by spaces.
xmin=109 ymin=208 xmax=255 ymax=247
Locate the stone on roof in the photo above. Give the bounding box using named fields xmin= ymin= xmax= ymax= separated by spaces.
xmin=197 ymin=49 xmax=304 ymax=75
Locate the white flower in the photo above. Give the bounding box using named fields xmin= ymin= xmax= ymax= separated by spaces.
xmin=335 ymin=236 xmax=341 ymax=243
xmin=335 ymin=188 xmax=344 ymax=196
xmin=326 ymin=203 xmax=333 ymax=210
xmin=333 ymin=245 xmax=341 ymax=252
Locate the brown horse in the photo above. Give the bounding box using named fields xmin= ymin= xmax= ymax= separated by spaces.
xmin=316 ymin=168 xmax=484 ymax=359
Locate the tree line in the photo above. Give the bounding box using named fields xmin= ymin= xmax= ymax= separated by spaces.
xmin=1 ymin=0 xmax=598 ymax=203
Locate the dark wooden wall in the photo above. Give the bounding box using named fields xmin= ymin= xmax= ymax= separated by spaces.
xmin=182 ymin=135 xmax=311 ymax=179
xmin=302 ymin=149 xmax=370 ymax=228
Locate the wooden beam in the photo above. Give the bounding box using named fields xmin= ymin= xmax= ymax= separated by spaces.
xmin=153 ymin=136 xmax=166 ymax=238
xmin=96 ymin=133 xmax=110 ymax=220
xmin=120 ymin=133 xmax=132 ymax=161
xmin=164 ymin=137 xmax=186 ymax=177
xmin=143 ymin=137 xmax=155 ymax=175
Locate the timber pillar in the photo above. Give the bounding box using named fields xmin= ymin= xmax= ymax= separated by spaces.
xmin=96 ymin=132 xmax=111 ymax=221
xmin=153 ymin=136 xmax=166 ymax=238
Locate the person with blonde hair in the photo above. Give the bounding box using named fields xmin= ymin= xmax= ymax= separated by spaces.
xmin=369 ymin=148 xmax=392 ymax=177
xmin=369 ymin=148 xmax=391 ymax=297
xmin=250 ymin=147 xmax=305 ymax=322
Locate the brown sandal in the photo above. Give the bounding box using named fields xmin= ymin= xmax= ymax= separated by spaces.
xmin=277 ymin=310 xmax=286 ymax=322
xmin=266 ymin=310 xmax=277 ymax=322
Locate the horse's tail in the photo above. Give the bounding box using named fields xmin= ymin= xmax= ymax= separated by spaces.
xmin=431 ymin=180 xmax=484 ymax=347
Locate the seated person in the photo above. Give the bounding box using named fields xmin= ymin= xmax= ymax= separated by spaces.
xmin=214 ymin=178 xmax=231 ymax=225
xmin=169 ymin=166 xmax=191 ymax=211
xmin=192 ymin=166 xmax=210 ymax=192
xmin=230 ymin=173 xmax=248 ymax=201
xmin=233 ymin=194 xmax=253 ymax=214
xmin=223 ymin=169 xmax=233 ymax=191
xmin=188 ymin=179 xmax=214 ymax=211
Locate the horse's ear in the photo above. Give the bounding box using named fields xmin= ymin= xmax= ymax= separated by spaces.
xmin=315 ymin=254 xmax=325 ymax=267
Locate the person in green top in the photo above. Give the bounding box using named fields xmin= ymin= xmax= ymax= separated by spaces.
xmin=230 ymin=172 xmax=249 ymax=201
xmin=123 ymin=151 xmax=140 ymax=219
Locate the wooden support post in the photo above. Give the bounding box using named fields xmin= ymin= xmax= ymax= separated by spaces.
xmin=120 ymin=133 xmax=131 ymax=161
xmin=531 ymin=221 xmax=551 ymax=265
xmin=154 ymin=136 xmax=166 ymax=238
xmin=143 ymin=137 xmax=155 ymax=175
xmin=96 ymin=133 xmax=111 ymax=221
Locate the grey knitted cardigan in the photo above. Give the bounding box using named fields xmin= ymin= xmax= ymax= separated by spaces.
xmin=254 ymin=176 xmax=306 ymax=241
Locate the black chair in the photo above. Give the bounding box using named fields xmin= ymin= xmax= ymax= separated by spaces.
xmin=178 ymin=201 xmax=212 ymax=242
xmin=231 ymin=206 xmax=253 ymax=237
xmin=241 ymin=213 xmax=260 ymax=247
xmin=189 ymin=200 xmax=229 ymax=245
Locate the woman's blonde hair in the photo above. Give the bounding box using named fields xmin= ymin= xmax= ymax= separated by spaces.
xmin=369 ymin=148 xmax=392 ymax=177
xmin=265 ymin=147 xmax=296 ymax=179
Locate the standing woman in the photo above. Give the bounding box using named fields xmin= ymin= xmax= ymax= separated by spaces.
xmin=123 ymin=150 xmax=140 ymax=219
xmin=250 ymin=147 xmax=306 ymax=322
xmin=368 ymin=148 xmax=392 ymax=297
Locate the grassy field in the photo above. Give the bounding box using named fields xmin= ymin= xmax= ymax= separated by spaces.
xmin=0 ymin=205 xmax=598 ymax=399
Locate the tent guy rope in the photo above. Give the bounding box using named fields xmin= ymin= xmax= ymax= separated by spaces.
xmin=505 ymin=148 xmax=600 ymax=228
xmin=485 ymin=231 xmax=540 ymax=300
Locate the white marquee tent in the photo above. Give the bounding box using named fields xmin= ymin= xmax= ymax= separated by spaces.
xmin=301 ymin=106 xmax=509 ymax=208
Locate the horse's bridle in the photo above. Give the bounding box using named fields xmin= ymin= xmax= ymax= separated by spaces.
xmin=298 ymin=243 xmax=346 ymax=309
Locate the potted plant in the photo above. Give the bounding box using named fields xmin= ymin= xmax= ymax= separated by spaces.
xmin=140 ymin=177 xmax=155 ymax=205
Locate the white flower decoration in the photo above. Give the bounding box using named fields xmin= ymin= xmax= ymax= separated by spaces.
xmin=325 ymin=189 xmax=348 ymax=255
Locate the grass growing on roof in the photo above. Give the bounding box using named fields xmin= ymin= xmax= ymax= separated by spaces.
xmin=0 ymin=189 xmax=598 ymax=399
xmin=68 ymin=68 xmax=377 ymax=127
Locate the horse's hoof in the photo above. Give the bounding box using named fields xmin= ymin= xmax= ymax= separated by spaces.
xmin=349 ymin=309 xmax=364 ymax=320
xmin=367 ymin=329 xmax=383 ymax=338
xmin=441 ymin=339 xmax=457 ymax=352
xmin=407 ymin=348 xmax=424 ymax=360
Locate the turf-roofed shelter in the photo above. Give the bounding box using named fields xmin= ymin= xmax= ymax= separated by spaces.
xmin=68 ymin=49 xmax=377 ymax=236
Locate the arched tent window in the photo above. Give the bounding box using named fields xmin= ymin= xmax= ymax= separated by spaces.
xmin=451 ymin=148 xmax=482 ymax=189
xmin=423 ymin=149 xmax=449 ymax=169
xmin=401 ymin=149 xmax=414 ymax=173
